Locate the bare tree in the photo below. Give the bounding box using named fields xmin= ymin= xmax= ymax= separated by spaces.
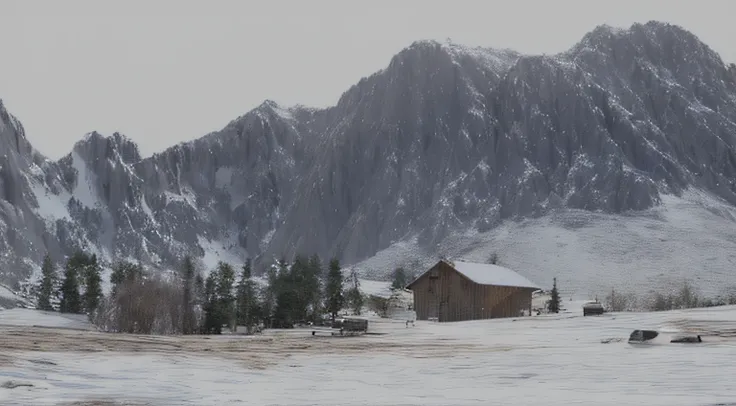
xmin=674 ymin=281 xmax=700 ymax=309
xmin=604 ymin=288 xmax=638 ymax=312
xmin=94 ymin=276 xmax=184 ymax=335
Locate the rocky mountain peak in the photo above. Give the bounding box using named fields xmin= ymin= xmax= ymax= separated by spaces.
xmin=0 ymin=99 xmax=30 ymax=154
xmin=570 ymin=21 xmax=726 ymax=72
xmin=391 ymin=39 xmax=520 ymax=77
xmin=253 ymin=99 xmax=298 ymax=125
xmin=2 ymin=21 xmax=736 ymax=291
xmin=72 ymin=131 xmax=141 ymax=165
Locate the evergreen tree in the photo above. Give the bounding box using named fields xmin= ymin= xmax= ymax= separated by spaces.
xmin=346 ymin=269 xmax=364 ymax=315
xmin=306 ymin=254 xmax=324 ymax=322
xmin=181 ymin=256 xmax=196 ymax=334
xmin=262 ymin=254 xmax=326 ymax=328
xmin=203 ymin=271 xmax=219 ymax=333
xmin=236 ymin=259 xmax=252 ymax=325
xmin=548 ymin=277 xmax=561 ymax=313
xmin=261 ymin=263 xmax=280 ymax=328
xmin=83 ymin=254 xmax=103 ymax=314
xmin=325 ymin=257 xmax=344 ymax=323
xmin=291 ymin=255 xmax=308 ymax=319
xmin=201 ymin=262 xmax=237 ymax=334
xmin=37 ymin=254 xmax=56 ymax=311
xmin=390 ymin=267 xmax=408 ymax=291
xmin=215 ymin=261 xmax=237 ymax=331
xmin=292 ymin=254 xmax=318 ymax=322
xmin=272 ymin=257 xmax=301 ymax=327
xmin=59 ymin=251 xmax=86 ymax=314
xmin=236 ymin=258 xmax=259 ymax=332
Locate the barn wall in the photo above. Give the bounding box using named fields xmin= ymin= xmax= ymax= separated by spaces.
xmin=488 ymin=287 xmax=535 ymax=318
xmin=411 ymin=262 xmax=535 ymax=322
xmin=411 ymin=262 xmax=444 ymax=320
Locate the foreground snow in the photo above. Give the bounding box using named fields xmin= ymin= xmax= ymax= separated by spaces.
xmin=2 ymin=305 xmax=736 ymax=405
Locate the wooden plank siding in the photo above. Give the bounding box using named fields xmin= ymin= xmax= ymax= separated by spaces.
xmin=411 ymin=261 xmax=535 ymax=322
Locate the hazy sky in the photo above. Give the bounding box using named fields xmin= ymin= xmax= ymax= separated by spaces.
xmin=1 ymin=0 xmax=734 ymax=159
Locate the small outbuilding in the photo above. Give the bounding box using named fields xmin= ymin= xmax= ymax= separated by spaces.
xmin=406 ymin=259 xmax=540 ymax=322
xmin=583 ymin=301 xmax=605 ymax=316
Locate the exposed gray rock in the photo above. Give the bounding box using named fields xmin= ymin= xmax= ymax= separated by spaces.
xmin=0 ymin=21 xmax=735 ymax=285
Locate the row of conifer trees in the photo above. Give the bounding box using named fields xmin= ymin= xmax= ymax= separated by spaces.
xmin=35 ymin=251 xmax=365 ymax=335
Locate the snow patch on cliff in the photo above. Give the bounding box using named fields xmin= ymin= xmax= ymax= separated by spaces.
xmin=70 ymin=151 xmax=102 ymax=209
xmin=198 ymin=236 xmax=245 ymax=272
xmin=29 ymin=181 xmax=71 ymax=223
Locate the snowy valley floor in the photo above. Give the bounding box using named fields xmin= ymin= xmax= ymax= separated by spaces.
xmin=2 ymin=305 xmax=736 ymax=406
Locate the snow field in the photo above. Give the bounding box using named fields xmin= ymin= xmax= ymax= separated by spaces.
xmin=1 ymin=305 xmax=736 ymax=405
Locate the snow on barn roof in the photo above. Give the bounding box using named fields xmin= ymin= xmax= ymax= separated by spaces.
xmin=451 ymin=260 xmax=539 ymax=289
xmin=407 ymin=259 xmax=539 ymax=289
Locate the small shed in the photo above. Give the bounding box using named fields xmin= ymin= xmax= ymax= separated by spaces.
xmin=406 ymin=259 xmax=539 ymax=322
xmin=583 ymin=301 xmax=605 ymax=316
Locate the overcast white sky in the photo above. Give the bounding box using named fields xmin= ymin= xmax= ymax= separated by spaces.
xmin=1 ymin=0 xmax=734 ymax=159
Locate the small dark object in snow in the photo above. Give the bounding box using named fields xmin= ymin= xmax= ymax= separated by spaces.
xmin=314 ymin=317 xmax=369 ymax=337
xmin=629 ymin=329 xmax=659 ymax=342
xmin=1 ymin=381 xmax=34 ymax=389
xmin=29 ymin=359 xmax=57 ymax=366
xmin=670 ymin=335 xmax=702 ymax=343
xmin=333 ymin=317 xmax=368 ymax=334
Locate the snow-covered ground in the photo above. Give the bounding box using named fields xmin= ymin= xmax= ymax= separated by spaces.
xmin=357 ymin=278 xmax=393 ymax=297
xmin=355 ymin=189 xmax=736 ymax=300
xmin=0 ymin=309 xmax=93 ymax=331
xmin=0 ymin=285 xmax=16 ymax=301
xmin=0 ymin=284 xmax=31 ymax=309
xmin=2 ymin=305 xmax=736 ymax=405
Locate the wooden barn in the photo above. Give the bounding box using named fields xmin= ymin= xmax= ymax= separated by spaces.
xmin=406 ymin=259 xmax=539 ymax=322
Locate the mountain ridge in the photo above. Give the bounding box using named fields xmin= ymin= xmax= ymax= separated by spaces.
xmin=1 ymin=21 xmax=735 ymax=294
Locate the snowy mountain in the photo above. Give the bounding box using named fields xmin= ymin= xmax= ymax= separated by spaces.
xmin=1 ymin=21 xmax=736 ymax=296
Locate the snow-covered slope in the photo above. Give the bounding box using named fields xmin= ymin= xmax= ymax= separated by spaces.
xmin=0 ymin=285 xmax=35 ymax=309
xmin=355 ymin=188 xmax=736 ymax=298
xmin=1 ymin=21 xmax=736 ymax=300
xmin=0 ymin=285 xmax=19 ymax=309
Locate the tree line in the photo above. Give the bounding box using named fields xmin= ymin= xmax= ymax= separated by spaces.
xmin=604 ymin=281 xmax=736 ymax=312
xmin=36 ymin=251 xmax=103 ymax=315
xmin=35 ymin=251 xmax=368 ymax=335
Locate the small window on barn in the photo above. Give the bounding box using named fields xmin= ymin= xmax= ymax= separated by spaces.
xmin=429 ymin=269 xmax=439 ymax=279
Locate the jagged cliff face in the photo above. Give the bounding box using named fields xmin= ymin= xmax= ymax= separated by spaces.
xmin=265 ymin=22 xmax=736 ymax=263
xmin=1 ymin=21 xmax=736 ymax=284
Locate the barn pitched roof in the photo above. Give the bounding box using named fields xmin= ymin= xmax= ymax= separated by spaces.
xmin=406 ymin=259 xmax=539 ymax=290
xmin=451 ymin=260 xmax=539 ymax=289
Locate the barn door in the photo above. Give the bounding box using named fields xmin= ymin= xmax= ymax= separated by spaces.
xmin=439 ymin=301 xmax=448 ymax=322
